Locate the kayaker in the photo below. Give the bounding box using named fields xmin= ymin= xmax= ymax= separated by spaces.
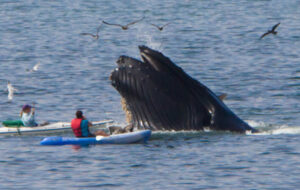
xmin=20 ymin=104 xmax=38 ymax=127
xmin=71 ymin=110 xmax=109 ymax=137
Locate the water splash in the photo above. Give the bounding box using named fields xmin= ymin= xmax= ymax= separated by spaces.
xmin=113 ymin=120 xmax=300 ymax=136
xmin=135 ymin=22 xmax=164 ymax=51
xmin=246 ymin=120 xmax=300 ymax=135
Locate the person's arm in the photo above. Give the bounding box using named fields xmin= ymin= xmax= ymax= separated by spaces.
xmin=31 ymin=107 xmax=35 ymax=115
xmin=28 ymin=112 xmax=35 ymax=122
xmin=83 ymin=116 xmax=92 ymax=127
xmin=20 ymin=111 xmax=23 ymax=117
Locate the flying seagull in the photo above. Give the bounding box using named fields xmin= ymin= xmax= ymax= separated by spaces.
xmin=150 ymin=23 xmax=171 ymax=31
xmin=32 ymin=62 xmax=40 ymax=71
xmin=7 ymin=81 xmax=17 ymax=101
xmin=27 ymin=62 xmax=40 ymax=72
xmin=80 ymin=24 xmax=102 ymax=40
xmin=102 ymin=17 xmax=144 ymax=30
xmin=260 ymin=23 xmax=280 ymax=39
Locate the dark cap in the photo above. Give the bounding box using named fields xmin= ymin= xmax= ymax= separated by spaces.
xmin=22 ymin=104 xmax=32 ymax=111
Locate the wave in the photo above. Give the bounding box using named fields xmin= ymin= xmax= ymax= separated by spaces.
xmin=113 ymin=120 xmax=300 ymax=137
xmin=246 ymin=120 xmax=300 ymax=135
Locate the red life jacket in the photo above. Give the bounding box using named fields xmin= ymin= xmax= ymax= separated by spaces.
xmin=71 ymin=118 xmax=82 ymax=137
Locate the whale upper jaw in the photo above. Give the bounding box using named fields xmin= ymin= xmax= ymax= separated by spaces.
xmin=139 ymin=46 xmax=163 ymax=72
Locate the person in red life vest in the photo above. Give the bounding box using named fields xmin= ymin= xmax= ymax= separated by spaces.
xmin=71 ymin=110 xmax=109 ymax=137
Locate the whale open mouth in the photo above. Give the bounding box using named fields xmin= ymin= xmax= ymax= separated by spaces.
xmin=110 ymin=46 xmax=257 ymax=133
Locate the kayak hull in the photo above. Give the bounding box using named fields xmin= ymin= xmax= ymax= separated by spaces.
xmin=40 ymin=130 xmax=152 ymax=145
xmin=0 ymin=120 xmax=113 ymax=136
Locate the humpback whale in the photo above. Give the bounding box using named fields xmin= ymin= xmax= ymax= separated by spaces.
xmin=110 ymin=46 xmax=257 ymax=133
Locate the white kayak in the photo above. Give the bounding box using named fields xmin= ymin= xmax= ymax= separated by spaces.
xmin=0 ymin=120 xmax=114 ymax=136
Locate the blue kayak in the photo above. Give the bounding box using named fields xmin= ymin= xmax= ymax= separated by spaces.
xmin=40 ymin=130 xmax=151 ymax=146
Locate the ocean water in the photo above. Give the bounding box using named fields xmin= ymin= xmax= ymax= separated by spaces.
xmin=0 ymin=0 xmax=300 ymax=189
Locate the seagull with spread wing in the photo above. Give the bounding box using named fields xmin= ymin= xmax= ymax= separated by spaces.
xmin=102 ymin=17 xmax=144 ymax=30
xmin=32 ymin=62 xmax=40 ymax=71
xmin=27 ymin=62 xmax=40 ymax=72
xmin=80 ymin=24 xmax=102 ymax=40
xmin=260 ymin=23 xmax=280 ymax=39
xmin=150 ymin=23 xmax=171 ymax=31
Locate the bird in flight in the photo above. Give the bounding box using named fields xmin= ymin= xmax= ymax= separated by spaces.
xmin=102 ymin=17 xmax=144 ymax=30
xmin=80 ymin=24 xmax=102 ymax=40
xmin=7 ymin=81 xmax=17 ymax=101
xmin=150 ymin=23 xmax=171 ymax=31
xmin=260 ymin=23 xmax=280 ymax=39
xmin=27 ymin=62 xmax=40 ymax=72
xmin=33 ymin=62 xmax=40 ymax=71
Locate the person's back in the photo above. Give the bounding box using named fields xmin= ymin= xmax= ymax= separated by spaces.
xmin=80 ymin=120 xmax=91 ymax=137
xmin=71 ymin=110 xmax=109 ymax=138
xmin=21 ymin=105 xmax=38 ymax=127
xmin=71 ymin=117 xmax=83 ymax=137
xmin=71 ymin=111 xmax=94 ymax=138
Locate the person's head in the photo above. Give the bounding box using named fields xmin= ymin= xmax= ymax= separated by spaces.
xmin=76 ymin=110 xmax=83 ymax=119
xmin=22 ymin=104 xmax=32 ymax=113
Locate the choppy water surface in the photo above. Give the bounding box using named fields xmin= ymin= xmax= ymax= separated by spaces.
xmin=0 ymin=0 xmax=300 ymax=189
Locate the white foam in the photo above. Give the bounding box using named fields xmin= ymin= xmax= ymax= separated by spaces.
xmin=245 ymin=120 xmax=270 ymax=128
xmin=252 ymin=125 xmax=300 ymax=135
xmin=114 ymin=120 xmax=300 ymax=136
xmin=245 ymin=120 xmax=300 ymax=135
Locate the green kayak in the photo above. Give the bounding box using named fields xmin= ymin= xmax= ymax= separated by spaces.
xmin=2 ymin=120 xmax=24 ymax=127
